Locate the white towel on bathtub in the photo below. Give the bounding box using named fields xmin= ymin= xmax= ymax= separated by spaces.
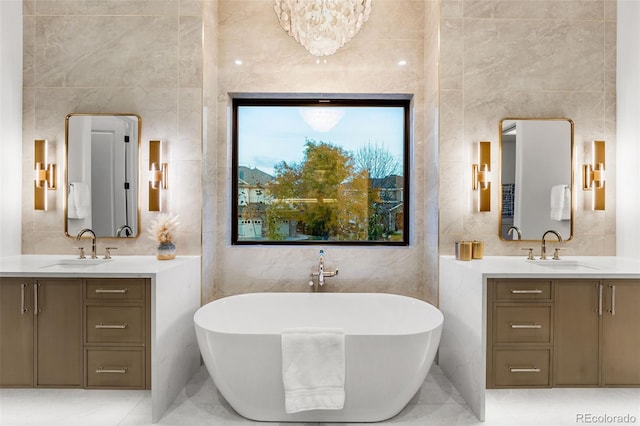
xmin=281 ymin=327 xmax=345 ymax=413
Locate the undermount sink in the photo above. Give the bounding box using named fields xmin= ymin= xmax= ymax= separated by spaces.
xmin=41 ymin=258 xmax=113 ymax=269
xmin=526 ymin=259 xmax=599 ymax=270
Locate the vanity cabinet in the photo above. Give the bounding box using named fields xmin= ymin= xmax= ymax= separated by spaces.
xmin=0 ymin=278 xmax=82 ymax=387
xmin=1 ymin=277 xmax=150 ymax=389
xmin=487 ymin=279 xmax=553 ymax=388
xmin=84 ymin=278 xmax=151 ymax=389
xmin=487 ymin=278 xmax=640 ymax=389
xmin=555 ymin=279 xmax=640 ymax=386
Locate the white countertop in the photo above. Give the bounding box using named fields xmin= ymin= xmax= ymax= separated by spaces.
xmin=0 ymin=254 xmax=200 ymax=278
xmin=439 ymin=255 xmax=640 ymax=279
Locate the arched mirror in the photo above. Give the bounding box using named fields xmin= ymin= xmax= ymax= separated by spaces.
xmin=499 ymin=118 xmax=574 ymax=242
xmin=65 ymin=113 xmax=141 ymax=238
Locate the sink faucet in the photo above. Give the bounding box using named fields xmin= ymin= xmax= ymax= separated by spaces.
xmin=116 ymin=225 xmax=133 ymax=237
xmin=507 ymin=225 xmax=522 ymax=240
xmin=309 ymin=250 xmax=338 ymax=292
xmin=540 ymin=230 xmax=563 ymax=260
xmin=76 ymin=228 xmax=97 ymax=259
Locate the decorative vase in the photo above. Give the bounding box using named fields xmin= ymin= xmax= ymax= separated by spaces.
xmin=156 ymin=241 xmax=176 ymax=260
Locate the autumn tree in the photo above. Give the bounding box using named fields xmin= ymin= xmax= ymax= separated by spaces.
xmin=267 ymin=138 xmax=368 ymax=240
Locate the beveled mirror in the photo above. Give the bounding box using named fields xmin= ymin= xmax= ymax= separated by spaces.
xmin=65 ymin=113 xmax=141 ymax=238
xmin=499 ymin=118 xmax=574 ymax=241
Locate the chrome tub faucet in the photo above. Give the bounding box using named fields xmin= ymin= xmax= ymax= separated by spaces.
xmin=309 ymin=249 xmax=338 ymax=292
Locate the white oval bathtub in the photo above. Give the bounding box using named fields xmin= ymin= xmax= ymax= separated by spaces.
xmin=193 ymin=292 xmax=444 ymax=422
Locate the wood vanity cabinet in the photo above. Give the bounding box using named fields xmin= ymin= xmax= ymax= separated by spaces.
xmin=0 ymin=278 xmax=82 ymax=387
xmin=84 ymin=278 xmax=151 ymax=389
xmin=487 ymin=279 xmax=553 ymax=388
xmin=1 ymin=277 xmax=150 ymax=390
xmin=487 ymin=278 xmax=640 ymax=389
xmin=554 ymin=279 xmax=640 ymax=387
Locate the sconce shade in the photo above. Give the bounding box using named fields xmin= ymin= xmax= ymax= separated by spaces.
xmin=34 ymin=139 xmax=56 ymax=210
xmin=473 ymin=141 xmax=491 ymax=212
xmin=149 ymin=140 xmax=168 ymax=211
xmin=582 ymin=140 xmax=605 ymax=210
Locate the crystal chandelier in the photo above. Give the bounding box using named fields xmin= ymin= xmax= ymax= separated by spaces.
xmin=274 ymin=0 xmax=372 ymax=57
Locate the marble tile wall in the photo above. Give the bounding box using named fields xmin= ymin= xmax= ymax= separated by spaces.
xmin=22 ymin=0 xmax=203 ymax=257
xmin=203 ymin=0 xmax=439 ymax=303
xmin=439 ymin=0 xmax=617 ymax=256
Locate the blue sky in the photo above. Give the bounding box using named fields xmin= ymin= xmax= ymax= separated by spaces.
xmin=238 ymin=106 xmax=405 ymax=176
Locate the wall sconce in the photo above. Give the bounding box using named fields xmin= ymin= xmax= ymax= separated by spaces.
xmin=582 ymin=140 xmax=605 ymax=210
xmin=472 ymin=141 xmax=491 ymax=212
xmin=34 ymin=139 xmax=56 ymax=210
xmin=149 ymin=140 xmax=168 ymax=211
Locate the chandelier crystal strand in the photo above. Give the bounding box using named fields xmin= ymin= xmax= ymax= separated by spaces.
xmin=274 ymin=0 xmax=372 ymax=57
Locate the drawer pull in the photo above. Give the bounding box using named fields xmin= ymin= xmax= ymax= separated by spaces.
xmin=510 ymin=323 xmax=542 ymax=329
xmin=95 ymin=288 xmax=128 ymax=294
xmin=510 ymin=289 xmax=542 ymax=294
xmin=95 ymin=323 xmax=128 ymax=329
xmin=96 ymin=367 xmax=128 ymax=374
xmin=509 ymin=367 xmax=541 ymax=373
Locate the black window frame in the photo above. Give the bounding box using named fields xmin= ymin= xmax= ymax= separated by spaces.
xmin=231 ymin=95 xmax=411 ymax=246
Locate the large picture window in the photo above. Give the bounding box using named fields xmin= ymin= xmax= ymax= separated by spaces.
xmin=232 ymin=96 xmax=410 ymax=245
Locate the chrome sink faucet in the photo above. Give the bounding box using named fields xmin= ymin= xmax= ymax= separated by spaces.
xmin=309 ymin=249 xmax=338 ymax=292
xmin=76 ymin=228 xmax=97 ymax=259
xmin=540 ymin=229 xmax=563 ymax=260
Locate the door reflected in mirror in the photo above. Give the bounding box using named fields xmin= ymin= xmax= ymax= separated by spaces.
xmin=500 ymin=118 xmax=574 ymax=242
xmin=65 ymin=114 xmax=140 ymax=238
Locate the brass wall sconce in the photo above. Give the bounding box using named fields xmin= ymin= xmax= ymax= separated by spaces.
xmin=34 ymin=139 xmax=56 ymax=210
xmin=582 ymin=140 xmax=605 ymax=210
xmin=149 ymin=140 xmax=168 ymax=211
xmin=472 ymin=141 xmax=491 ymax=212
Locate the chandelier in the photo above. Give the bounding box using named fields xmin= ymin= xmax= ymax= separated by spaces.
xmin=274 ymin=0 xmax=372 ymax=57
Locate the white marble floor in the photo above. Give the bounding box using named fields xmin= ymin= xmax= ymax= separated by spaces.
xmin=1 ymin=365 xmax=639 ymax=426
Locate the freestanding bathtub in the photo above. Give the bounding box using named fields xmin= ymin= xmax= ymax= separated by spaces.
xmin=194 ymin=292 xmax=444 ymax=422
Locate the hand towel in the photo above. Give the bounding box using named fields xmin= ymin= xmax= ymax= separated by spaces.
xmin=550 ymin=184 xmax=571 ymax=221
xmin=68 ymin=182 xmax=91 ymax=219
xmin=281 ymin=327 xmax=345 ymax=413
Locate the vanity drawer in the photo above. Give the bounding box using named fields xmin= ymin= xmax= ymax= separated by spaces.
xmin=493 ymin=349 xmax=551 ymax=387
xmin=85 ymin=279 xmax=145 ymax=302
xmin=493 ymin=280 xmax=552 ymax=302
xmin=494 ymin=305 xmax=552 ymax=344
xmin=85 ymin=348 xmax=144 ymax=389
xmin=86 ymin=306 xmax=144 ymax=344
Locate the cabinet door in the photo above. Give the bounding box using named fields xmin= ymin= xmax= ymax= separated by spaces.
xmin=554 ymin=280 xmax=600 ymax=386
xmin=0 ymin=278 xmax=34 ymax=386
xmin=35 ymin=279 xmax=83 ymax=387
xmin=602 ymin=280 xmax=640 ymax=385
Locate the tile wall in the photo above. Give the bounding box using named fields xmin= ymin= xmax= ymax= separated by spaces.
xmin=22 ymin=0 xmax=203 ymax=256
xmin=439 ymin=0 xmax=617 ymax=255
xmin=203 ymin=0 xmax=439 ymax=303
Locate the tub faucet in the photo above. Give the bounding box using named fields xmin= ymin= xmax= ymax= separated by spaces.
xmin=76 ymin=228 xmax=97 ymax=259
xmin=309 ymin=249 xmax=338 ymax=292
xmin=540 ymin=229 xmax=563 ymax=260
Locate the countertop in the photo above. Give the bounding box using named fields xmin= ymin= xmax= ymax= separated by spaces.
xmin=439 ymin=255 xmax=640 ymax=278
xmin=0 ymin=254 xmax=200 ymax=278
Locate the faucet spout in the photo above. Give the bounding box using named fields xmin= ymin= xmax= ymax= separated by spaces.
xmin=76 ymin=228 xmax=97 ymax=259
xmin=540 ymin=229 xmax=563 ymax=260
xmin=507 ymin=225 xmax=522 ymax=240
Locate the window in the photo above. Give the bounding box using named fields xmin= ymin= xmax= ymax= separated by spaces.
xmin=232 ymin=96 xmax=410 ymax=245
